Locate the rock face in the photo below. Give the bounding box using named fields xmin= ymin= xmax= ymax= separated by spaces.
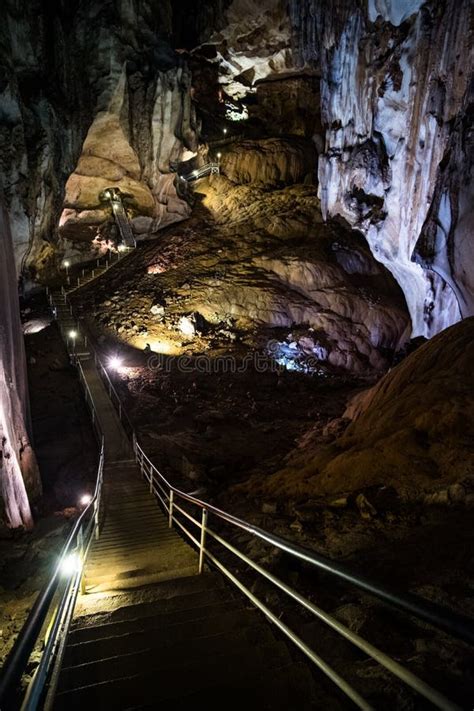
xmin=256 ymin=317 xmax=474 ymax=500
xmin=194 ymin=0 xmax=294 ymax=100
xmin=82 ymin=177 xmax=410 ymax=375
xmin=0 ymin=1 xmax=199 ymax=275
xmin=251 ymin=76 xmax=322 ymax=140
xmin=0 ymin=203 xmax=39 ymax=528
xmin=289 ymin=0 xmax=473 ymax=337
xmin=221 ymin=138 xmax=317 ymax=187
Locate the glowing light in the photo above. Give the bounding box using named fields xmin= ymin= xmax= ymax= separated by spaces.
xmin=193 ymin=170 xmax=198 ymax=177
xmin=118 ymin=244 xmax=127 ymax=253
xmin=178 ymin=316 xmax=195 ymax=337
xmin=68 ymin=330 xmax=77 ymax=339
xmin=223 ymin=128 xmax=228 ymax=134
xmin=80 ymin=493 xmax=92 ymax=506
xmin=63 ymin=260 xmax=70 ymax=268
xmin=61 ymin=552 xmax=82 ymax=577
xmin=108 ymin=356 xmax=123 ymax=371
xmin=217 ymin=152 xmax=222 ymax=160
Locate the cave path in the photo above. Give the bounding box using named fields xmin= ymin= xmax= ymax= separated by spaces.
xmin=48 ymin=296 xmax=323 ymax=710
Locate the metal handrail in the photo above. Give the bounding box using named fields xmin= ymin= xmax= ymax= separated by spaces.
xmin=135 ymin=444 xmax=474 ymax=644
xmin=182 ymin=162 xmax=220 ymax=181
xmin=134 ymin=444 xmax=469 ymax=711
xmin=0 ymin=369 xmax=105 ymax=710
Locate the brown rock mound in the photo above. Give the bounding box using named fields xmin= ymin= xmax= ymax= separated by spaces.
xmin=253 ymin=317 xmax=474 ymax=500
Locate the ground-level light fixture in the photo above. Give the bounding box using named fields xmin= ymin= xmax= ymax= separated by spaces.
xmin=108 ymin=356 xmax=123 ymax=371
xmin=68 ymin=329 xmax=77 ymax=353
xmin=80 ymin=493 xmax=92 ymax=506
xmin=60 ymin=552 xmax=82 ymax=577
xmin=118 ymin=244 xmax=127 ymax=253
xmin=223 ymin=128 xmax=227 ymax=135
xmin=193 ymin=170 xmax=198 ymax=177
xmin=217 ymin=152 xmax=222 ymax=161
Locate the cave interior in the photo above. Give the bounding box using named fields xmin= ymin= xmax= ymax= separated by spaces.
xmin=0 ymin=0 xmax=473 ymax=708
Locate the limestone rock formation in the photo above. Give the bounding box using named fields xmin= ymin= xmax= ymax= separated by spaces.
xmin=289 ymin=0 xmax=473 ymax=337
xmin=254 ymin=317 xmax=474 ymax=501
xmin=0 ymin=203 xmax=39 ymax=528
xmin=81 ymin=178 xmax=410 ymax=375
xmin=221 ymin=138 xmax=317 ymax=187
xmin=193 ymin=0 xmax=294 ymax=100
xmin=0 ymin=1 xmax=199 ymax=275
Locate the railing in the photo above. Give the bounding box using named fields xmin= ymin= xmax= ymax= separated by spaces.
xmin=0 ymin=365 xmax=105 ymax=711
xmin=132 ymin=441 xmax=472 ymax=711
xmin=181 ymin=162 xmax=220 ymax=181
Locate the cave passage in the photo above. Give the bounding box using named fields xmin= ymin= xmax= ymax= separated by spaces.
xmin=0 ymin=1 xmax=473 ymax=709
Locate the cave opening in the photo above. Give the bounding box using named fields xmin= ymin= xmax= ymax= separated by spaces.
xmin=0 ymin=1 xmax=473 ymax=708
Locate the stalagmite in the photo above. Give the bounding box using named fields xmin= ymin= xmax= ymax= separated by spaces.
xmin=0 ymin=202 xmax=39 ymax=528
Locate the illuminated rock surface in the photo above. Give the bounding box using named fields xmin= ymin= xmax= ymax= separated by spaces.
xmin=289 ymin=0 xmax=473 ymax=336
xmin=251 ymin=317 xmax=474 ymax=500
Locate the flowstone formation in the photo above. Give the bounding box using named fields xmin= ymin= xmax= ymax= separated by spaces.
xmin=289 ymin=0 xmax=473 ymax=337
xmin=0 ymin=0 xmax=199 ymax=276
xmin=250 ymin=317 xmax=474 ymax=503
xmin=77 ymin=169 xmax=410 ymax=376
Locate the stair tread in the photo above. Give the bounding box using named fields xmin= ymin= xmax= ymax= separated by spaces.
xmin=58 ymin=638 xmax=290 ymax=693
xmin=68 ymin=604 xmax=257 ymax=645
xmin=54 ymin=660 xmax=316 ymax=710
xmin=64 ymin=621 xmax=275 ymax=667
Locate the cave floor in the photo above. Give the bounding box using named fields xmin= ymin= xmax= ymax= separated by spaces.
xmin=58 ymin=222 xmax=473 ymax=706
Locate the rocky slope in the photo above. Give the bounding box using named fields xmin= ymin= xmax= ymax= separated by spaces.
xmin=250 ymin=317 xmax=474 ymax=502
xmin=76 ymin=174 xmax=410 ymax=376
xmin=289 ymin=0 xmax=473 ymax=337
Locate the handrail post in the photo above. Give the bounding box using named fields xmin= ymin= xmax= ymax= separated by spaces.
xmin=149 ymin=463 xmax=154 ymax=494
xmin=169 ymin=490 xmax=174 ymax=528
xmin=77 ymin=527 xmax=86 ymax=595
xmin=94 ymin=497 xmax=100 ymax=540
xmin=198 ymin=508 xmax=208 ymax=574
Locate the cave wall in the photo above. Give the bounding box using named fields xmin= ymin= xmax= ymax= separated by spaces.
xmin=0 ymin=0 xmax=200 ymax=275
xmin=0 ymin=202 xmax=38 ymax=528
xmin=289 ymin=0 xmax=473 ymax=336
xmin=0 ymin=0 xmax=199 ymax=525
